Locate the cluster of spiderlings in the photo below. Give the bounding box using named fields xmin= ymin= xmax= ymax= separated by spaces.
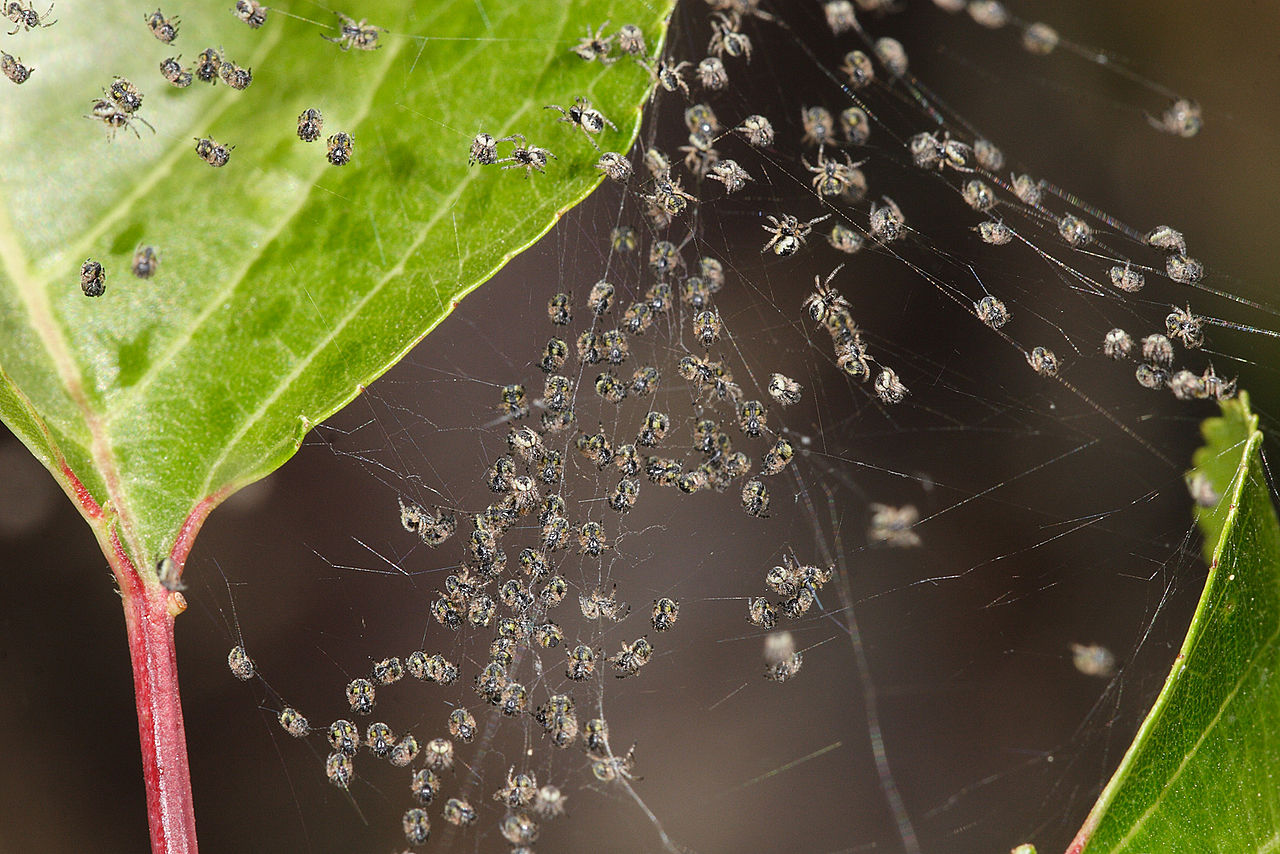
xmin=1101 ymin=307 xmax=1235 ymax=402
xmin=745 ymin=555 xmax=833 ymax=640
xmin=74 ymin=245 xmax=164 ymax=297
xmin=85 ymin=75 xmax=155 ymax=139
xmin=237 ymin=137 xmax=861 ymax=844
xmin=204 ymin=1 xmax=1255 ymax=848
xmin=290 ymin=106 xmax=354 ymax=166
xmin=468 ymin=131 xmax=557 ymax=176
xmin=803 ymin=267 xmax=907 ymax=404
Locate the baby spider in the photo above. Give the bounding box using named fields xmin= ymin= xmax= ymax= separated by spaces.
xmin=323 ymin=12 xmax=382 ymax=51
xmin=545 ymin=96 xmax=616 ymax=149
xmin=762 ymin=437 xmax=795 ymax=474
xmin=824 ymin=0 xmax=857 ymax=35
xmin=803 ymin=266 xmax=850 ymax=324
xmin=868 ymin=503 xmax=920 ymax=547
xmin=962 ymin=179 xmax=996 ymax=212
xmin=596 ymin=151 xmax=632 ymax=183
xmin=840 ymin=49 xmax=874 ymax=88
xmin=296 ymin=108 xmax=323 ymax=142
xmin=708 ymin=12 xmax=752 ymax=61
xmin=736 ymin=113 xmax=774 ymax=147
xmin=873 ymin=36 xmax=908 ymax=76
xmin=80 ymin=259 xmax=105 ymax=297
xmin=834 ymin=105 xmax=869 ymax=148
xmin=88 ymin=99 xmax=154 ymax=139
xmin=1146 ymin=225 xmax=1187 ymax=256
xmin=1058 ymin=214 xmax=1092 ymax=248
xmin=800 ymin=105 xmax=836 ymax=149
xmin=804 ymin=148 xmax=866 ymax=198
xmin=159 ymin=56 xmax=192 ymax=88
xmin=768 ymin=372 xmax=802 ymax=406
xmin=968 ymin=0 xmax=1009 ymax=28
xmin=869 ymin=197 xmax=906 ymax=243
xmin=194 ymin=136 xmax=233 ymax=167
xmin=106 ymin=77 xmax=143 ymax=114
xmin=278 ymin=707 xmax=309 ymax=738
xmin=651 ymin=597 xmax=679 ymax=632
xmin=218 ymin=59 xmax=252 ymax=90
xmin=131 ymin=245 xmax=159 ymax=279
xmin=144 ymin=8 xmax=176 ymax=42
xmin=741 ymin=479 xmax=770 ymax=517
xmin=828 ymin=222 xmax=864 ymax=254
xmin=974 ymin=295 xmax=1009 ymax=329
xmin=1141 ymin=333 xmax=1174 ymax=368
xmin=617 ymin=23 xmax=646 ymax=55
xmin=977 ymin=220 xmax=1012 ymax=245
xmin=697 ymin=56 xmax=728 ymax=90
xmin=608 ymin=637 xmax=654 ymax=678
xmin=1102 ymin=328 xmax=1133 ymax=360
xmin=874 ymin=367 xmax=908 ymax=404
xmin=643 ymin=146 xmax=670 ymax=177
xmin=194 ymin=47 xmax=221 ymax=84
xmin=748 ymin=596 xmax=778 ymax=629
xmin=572 ymin=20 xmax=615 ymax=64
xmin=441 ymin=798 xmax=476 ymax=827
xmin=1027 ymin=345 xmax=1059 ymax=377
xmin=326 ymin=132 xmax=354 ymax=166
xmin=233 ymin=0 xmax=267 ymax=29
xmin=761 ymin=212 xmax=830 ymax=256
xmin=591 ymin=744 xmax=639 ymax=782
xmin=1149 ymin=97 xmax=1201 ymax=138
xmin=566 ymin=644 xmax=597 ymax=680
xmin=1 ymin=52 xmax=32 ymax=85
xmin=1011 ymin=173 xmax=1042 ymax=205
xmin=494 ymin=767 xmax=538 ymax=808
xmin=974 ymin=138 xmax=1004 ymax=170
xmin=907 ymin=130 xmax=973 ymax=172
xmin=1165 ymin=305 xmax=1204 ymax=349
xmin=402 ymin=809 xmax=430 ymax=845
xmin=707 ymin=159 xmax=751 ymax=194
xmin=1200 ymin=365 xmax=1237 ymax=401
xmin=498 ymin=138 xmax=557 ymax=177
xmin=1108 ymin=262 xmax=1145 ymax=293
xmin=678 ymin=131 xmax=718 ymax=178
xmin=640 ymin=54 xmax=691 ymax=98
xmin=325 ymin=752 xmax=353 ymax=789
xmin=644 ymin=169 xmax=696 ymax=216
xmin=7 ymin=0 xmax=54 ymax=34
xmin=468 ymin=132 xmax=501 ymax=166
xmin=534 ymin=784 xmax=567 ymax=819
xmin=684 ymin=102 xmax=720 ymax=136
xmin=1166 ymin=254 xmax=1204 ymax=285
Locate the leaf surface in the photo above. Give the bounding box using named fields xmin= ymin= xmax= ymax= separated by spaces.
xmin=1073 ymin=393 xmax=1280 ymax=853
xmin=0 ymin=0 xmax=671 ymax=572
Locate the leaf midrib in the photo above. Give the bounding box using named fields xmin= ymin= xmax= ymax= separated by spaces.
xmin=0 ymin=184 xmax=137 ymax=545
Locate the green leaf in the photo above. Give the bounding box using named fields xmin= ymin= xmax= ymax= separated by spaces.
xmin=0 ymin=0 xmax=672 ymax=573
xmin=1073 ymin=392 xmax=1280 ymax=853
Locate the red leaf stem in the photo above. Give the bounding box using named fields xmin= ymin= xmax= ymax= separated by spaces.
xmin=110 ymin=528 xmax=198 ymax=854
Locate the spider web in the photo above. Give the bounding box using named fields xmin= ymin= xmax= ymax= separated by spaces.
xmin=4 ymin=1 xmax=1279 ymax=853
xmin=191 ymin=2 xmax=1280 ymax=852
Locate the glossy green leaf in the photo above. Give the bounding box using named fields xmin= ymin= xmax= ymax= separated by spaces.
xmin=0 ymin=0 xmax=672 ymax=573
xmin=1073 ymin=392 xmax=1280 ymax=853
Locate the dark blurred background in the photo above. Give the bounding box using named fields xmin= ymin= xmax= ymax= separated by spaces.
xmin=2 ymin=1 xmax=1279 ymax=853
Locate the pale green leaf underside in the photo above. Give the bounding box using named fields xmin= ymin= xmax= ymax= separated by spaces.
xmin=0 ymin=0 xmax=673 ymax=569
xmin=1079 ymin=393 xmax=1280 ymax=853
